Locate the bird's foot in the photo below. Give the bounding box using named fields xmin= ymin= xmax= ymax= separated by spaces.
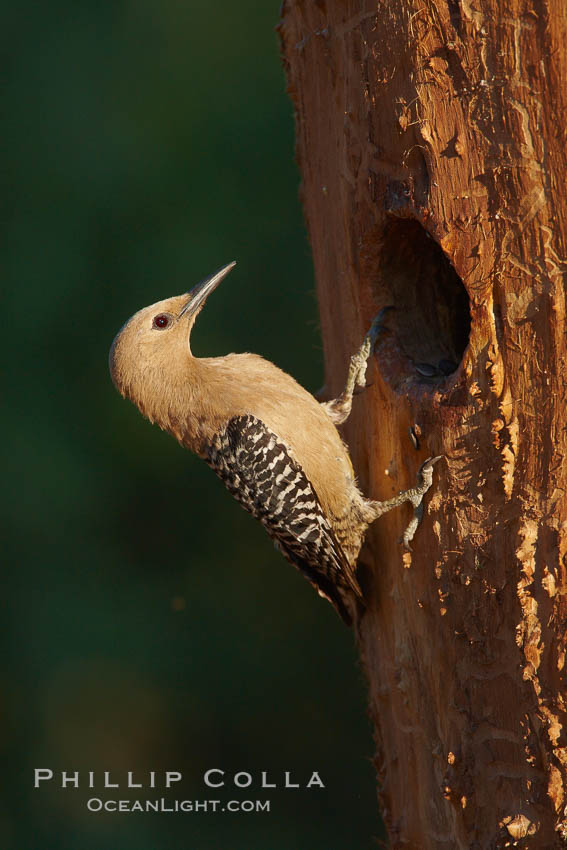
xmin=363 ymin=306 xmax=395 ymax=355
xmin=351 ymin=306 xmax=396 ymax=390
xmin=368 ymin=455 xmax=443 ymax=549
xmin=400 ymin=455 xmax=443 ymax=549
xmin=321 ymin=307 xmax=395 ymax=425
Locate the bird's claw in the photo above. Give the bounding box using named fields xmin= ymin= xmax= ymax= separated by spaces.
xmin=402 ymin=455 xmax=443 ymax=549
xmin=417 ymin=455 xmax=444 ymax=484
xmin=365 ymin=306 xmax=395 ymax=351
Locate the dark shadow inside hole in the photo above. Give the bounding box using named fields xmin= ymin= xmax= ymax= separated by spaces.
xmin=373 ymin=220 xmax=470 ymax=379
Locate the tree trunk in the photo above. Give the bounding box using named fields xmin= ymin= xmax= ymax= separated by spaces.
xmin=279 ymin=1 xmax=567 ymax=846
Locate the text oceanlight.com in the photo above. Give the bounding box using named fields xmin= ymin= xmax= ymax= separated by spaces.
xmin=86 ymin=798 xmax=270 ymax=813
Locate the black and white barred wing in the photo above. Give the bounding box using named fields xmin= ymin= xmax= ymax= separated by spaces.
xmin=205 ymin=415 xmax=361 ymax=619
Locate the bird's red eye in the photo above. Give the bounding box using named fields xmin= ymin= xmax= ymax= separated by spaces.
xmin=153 ymin=314 xmax=170 ymax=329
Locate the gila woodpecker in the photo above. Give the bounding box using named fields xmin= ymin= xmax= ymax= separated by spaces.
xmin=109 ymin=263 xmax=440 ymax=625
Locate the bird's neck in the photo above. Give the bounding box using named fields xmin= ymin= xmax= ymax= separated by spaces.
xmin=136 ymin=355 xmax=235 ymax=456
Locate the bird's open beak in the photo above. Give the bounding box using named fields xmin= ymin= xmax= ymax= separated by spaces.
xmin=179 ymin=261 xmax=236 ymax=319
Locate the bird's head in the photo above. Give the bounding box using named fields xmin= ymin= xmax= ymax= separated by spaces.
xmin=109 ymin=261 xmax=236 ymax=404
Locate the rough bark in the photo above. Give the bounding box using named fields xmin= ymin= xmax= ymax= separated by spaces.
xmin=279 ymin=1 xmax=567 ymax=846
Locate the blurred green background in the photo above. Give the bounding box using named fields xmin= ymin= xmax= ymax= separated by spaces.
xmin=4 ymin=1 xmax=384 ymax=847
